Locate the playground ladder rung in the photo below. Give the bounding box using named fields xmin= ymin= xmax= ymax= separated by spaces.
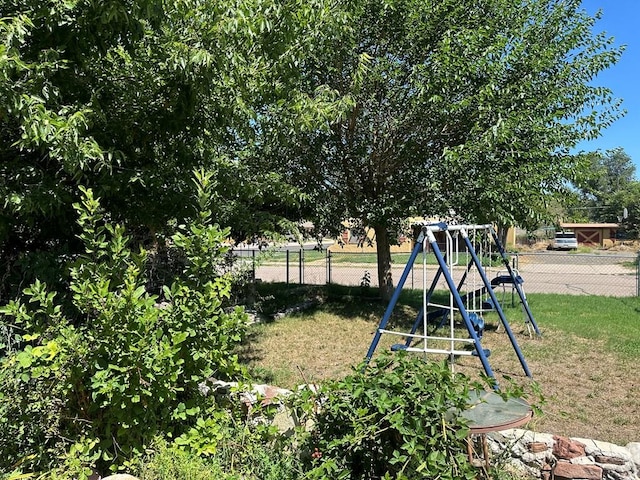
xmin=429 ymin=302 xmax=460 ymax=310
xmin=396 ymin=346 xmax=481 ymax=356
xmin=380 ymin=329 xmax=475 ymax=343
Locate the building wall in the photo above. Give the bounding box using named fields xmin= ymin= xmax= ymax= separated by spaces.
xmin=559 ymin=223 xmax=619 ymax=247
xmin=572 ymin=228 xmax=616 ymax=247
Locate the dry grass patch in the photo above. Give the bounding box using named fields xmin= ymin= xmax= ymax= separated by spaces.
xmin=240 ymin=308 xmax=396 ymax=387
xmin=451 ymin=322 xmax=638 ymax=446
xmin=240 ymin=297 xmax=639 ymax=447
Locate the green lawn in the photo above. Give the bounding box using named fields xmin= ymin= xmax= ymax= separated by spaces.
xmin=525 ymin=293 xmax=640 ymax=358
xmin=257 ymin=249 xmax=326 ymax=264
xmin=256 ymin=250 xmax=504 ymax=267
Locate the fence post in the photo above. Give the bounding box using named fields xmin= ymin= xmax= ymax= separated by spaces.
xmin=300 ymin=248 xmax=304 ymax=284
xmin=286 ymin=250 xmax=290 ymax=285
xmin=327 ymin=250 xmax=332 ymax=284
xmin=252 ymin=250 xmax=256 ymax=282
xmin=637 ymin=252 xmax=640 ymax=297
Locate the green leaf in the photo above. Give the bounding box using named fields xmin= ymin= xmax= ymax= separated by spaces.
xmin=16 ymin=350 xmax=33 ymax=368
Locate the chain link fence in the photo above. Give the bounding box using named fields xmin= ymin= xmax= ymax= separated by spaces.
xmin=234 ymin=248 xmax=640 ymax=297
xmin=509 ymin=252 xmax=639 ymax=297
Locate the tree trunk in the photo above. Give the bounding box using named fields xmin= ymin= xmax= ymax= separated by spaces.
xmin=495 ymin=222 xmax=510 ymax=249
xmin=374 ymin=224 xmax=394 ymax=302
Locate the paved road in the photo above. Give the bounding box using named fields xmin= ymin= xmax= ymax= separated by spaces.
xmin=253 ymin=252 xmax=638 ymax=297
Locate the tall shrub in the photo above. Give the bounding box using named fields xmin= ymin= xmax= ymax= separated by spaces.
xmin=295 ymin=353 xmax=480 ymax=480
xmin=0 ymin=171 xmax=247 ymax=475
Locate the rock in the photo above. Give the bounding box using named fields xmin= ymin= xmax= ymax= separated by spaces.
xmin=246 ymin=309 xmax=266 ymax=324
xmin=553 ymin=435 xmax=587 ymax=459
xmin=194 ymin=380 xmax=300 ymax=433
xmin=273 ymin=299 xmax=318 ymax=319
xmin=198 ymin=380 xmax=292 ymax=406
xmin=257 ymin=384 xmax=292 ymax=405
xmin=626 ymin=442 xmax=640 ymax=469
xmin=575 ymin=437 xmax=634 ymax=461
xmin=270 ymin=406 xmax=298 ymax=435
xmin=528 ymin=442 xmax=548 ymax=453
xmin=595 ymin=455 xmax=627 ymax=466
xmin=521 ymin=450 xmax=551 ymax=466
xmin=484 ymin=431 xmax=638 ymax=480
xmin=488 ymin=429 xmax=553 ymax=458
xmin=541 ymin=462 xmax=553 ymax=480
xmin=554 ymin=461 xmax=603 ymax=480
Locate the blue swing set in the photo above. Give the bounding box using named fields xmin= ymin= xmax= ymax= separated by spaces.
xmin=365 ymin=223 xmax=540 ymax=382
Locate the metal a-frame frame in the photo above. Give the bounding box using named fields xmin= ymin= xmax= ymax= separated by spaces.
xmin=365 ymin=223 xmax=540 ymax=382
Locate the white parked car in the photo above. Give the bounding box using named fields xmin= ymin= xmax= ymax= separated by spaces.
xmin=548 ymin=232 xmax=578 ymax=250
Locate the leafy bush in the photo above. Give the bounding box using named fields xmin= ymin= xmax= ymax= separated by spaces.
xmin=293 ymin=353 xmax=482 ymax=480
xmin=138 ymin=392 xmax=303 ymax=480
xmin=0 ymin=171 xmax=248 ymax=475
xmin=139 ymin=429 xmax=302 ymax=480
xmin=139 ymin=439 xmax=237 ymax=480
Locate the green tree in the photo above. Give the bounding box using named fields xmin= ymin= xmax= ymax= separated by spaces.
xmin=574 ymin=148 xmax=640 ymax=237
xmin=0 ymin=0 xmax=343 ymax=301
xmin=262 ymin=0 xmax=624 ymax=299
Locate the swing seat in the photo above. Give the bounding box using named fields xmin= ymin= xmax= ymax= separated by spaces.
xmin=482 ymin=298 xmax=495 ymax=310
xmin=491 ymin=274 xmax=523 ymax=286
xmin=471 ymin=348 xmax=491 ymax=358
xmin=469 ymin=312 xmax=484 ymax=330
xmin=469 ymin=312 xmax=485 ymax=339
xmin=391 ymin=344 xmax=408 ymax=351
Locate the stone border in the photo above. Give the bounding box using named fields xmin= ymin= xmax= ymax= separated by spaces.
xmin=487 ymin=429 xmax=640 ymax=480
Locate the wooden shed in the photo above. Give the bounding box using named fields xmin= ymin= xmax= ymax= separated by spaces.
xmin=559 ymin=222 xmax=619 ymax=247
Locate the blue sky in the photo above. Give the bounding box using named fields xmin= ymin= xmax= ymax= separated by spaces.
xmin=576 ymin=0 xmax=640 ymax=177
